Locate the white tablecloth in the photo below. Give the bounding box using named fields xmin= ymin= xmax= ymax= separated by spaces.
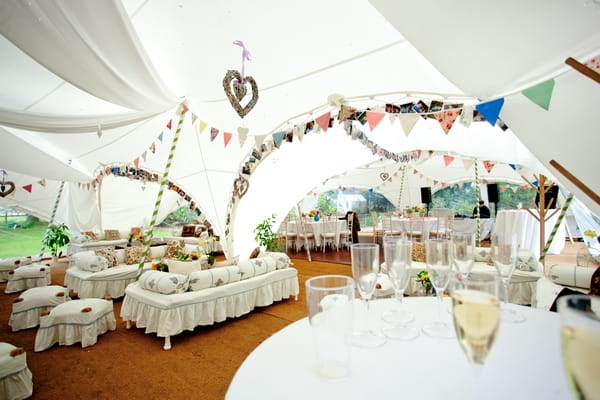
xmin=493 ymin=210 xmax=565 ymax=260
xmin=288 ymin=220 xmax=347 ymax=248
xmin=226 ymin=297 xmax=570 ymax=400
xmin=453 ymin=218 xmax=494 ymax=240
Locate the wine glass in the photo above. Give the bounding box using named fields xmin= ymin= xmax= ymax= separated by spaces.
xmin=350 ymin=243 xmax=386 ymax=348
xmin=381 ymin=236 xmax=419 ymax=340
xmin=422 ymin=239 xmax=455 ymax=338
xmin=451 ymin=231 xmax=476 ymax=284
xmin=557 ymin=294 xmax=600 ymax=400
xmin=490 ymin=232 xmax=525 ymax=323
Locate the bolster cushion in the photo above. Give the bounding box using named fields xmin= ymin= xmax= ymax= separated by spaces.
xmin=138 ymin=270 xmax=189 ymax=294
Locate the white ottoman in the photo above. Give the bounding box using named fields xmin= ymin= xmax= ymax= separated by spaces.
xmin=34 ymin=298 xmax=116 ymax=352
xmin=0 ymin=343 xmax=33 ymax=400
xmin=0 ymin=257 xmax=32 ymax=283
xmin=5 ymin=264 xmax=52 ymax=294
xmin=9 ymin=285 xmax=68 ymax=332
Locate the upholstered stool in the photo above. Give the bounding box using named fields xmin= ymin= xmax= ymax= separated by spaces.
xmin=9 ymin=285 xmax=68 ymax=332
xmin=0 ymin=257 xmax=32 ymax=283
xmin=5 ymin=264 xmax=52 ymax=294
xmin=34 ymin=298 xmax=116 ymax=352
xmin=0 ymin=342 xmax=33 ymax=400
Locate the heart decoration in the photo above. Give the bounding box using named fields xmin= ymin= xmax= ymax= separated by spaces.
xmin=0 ymin=181 xmax=15 ymax=197
xmin=223 ymin=70 xmax=259 ymax=119
xmin=234 ymin=177 xmax=249 ymax=198
xmin=379 ymin=173 xmax=389 ymax=181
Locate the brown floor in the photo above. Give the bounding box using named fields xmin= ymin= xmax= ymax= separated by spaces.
xmin=0 ymin=241 xmax=583 ymax=399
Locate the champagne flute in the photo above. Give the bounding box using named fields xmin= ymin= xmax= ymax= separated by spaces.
xmin=422 ymin=239 xmax=455 ymax=338
xmin=558 ymin=294 xmax=600 ymax=400
xmin=490 ymin=232 xmax=525 ymax=323
xmin=381 ymin=236 xmax=419 ymax=340
xmin=350 ymin=243 xmax=386 ymax=348
xmin=451 ymin=231 xmax=476 ymax=284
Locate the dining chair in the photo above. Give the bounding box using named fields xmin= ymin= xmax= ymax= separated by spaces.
xmin=296 ymin=217 xmax=316 ymax=251
xmin=370 ymin=211 xmax=382 ymax=244
xmin=405 ymin=216 xmax=430 ymax=242
xmin=320 ymin=219 xmax=339 ymax=252
xmin=280 ymin=216 xmax=298 ymax=252
xmin=381 ymin=213 xmax=402 ymax=236
xmin=339 ymin=213 xmax=353 ymax=250
xmin=430 ymin=209 xmax=454 ymax=239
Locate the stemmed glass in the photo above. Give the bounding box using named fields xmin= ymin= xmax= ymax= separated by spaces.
xmin=451 ymin=231 xmax=476 ymax=284
xmin=422 ymin=239 xmax=455 ymax=338
xmin=381 ymin=236 xmax=419 ymax=340
xmin=350 ymin=243 xmax=386 ymax=348
xmin=490 ymin=232 xmax=525 ymax=323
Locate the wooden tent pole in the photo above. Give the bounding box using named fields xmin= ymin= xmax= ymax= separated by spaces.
xmin=550 ymin=159 xmax=600 ymax=206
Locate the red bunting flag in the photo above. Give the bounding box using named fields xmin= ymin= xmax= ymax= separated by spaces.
xmin=133 ymin=158 xmax=140 ymax=168
xmin=443 ymin=155 xmax=455 ymax=167
xmin=483 ymin=160 xmax=495 ymax=173
xmin=434 ymin=110 xmax=460 ymax=134
xmin=367 ymin=111 xmax=385 ymax=131
xmin=315 ymin=112 xmax=331 ymax=133
xmin=166 ymin=120 xmax=172 ymax=130
xmin=223 ymin=132 xmax=233 ymax=147
xmin=22 ymin=184 xmax=32 ymax=193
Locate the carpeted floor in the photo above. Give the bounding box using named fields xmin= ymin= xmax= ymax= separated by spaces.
xmin=0 ymin=243 xmax=581 ymax=399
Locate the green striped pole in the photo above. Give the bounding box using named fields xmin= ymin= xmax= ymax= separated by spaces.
xmin=397 ymin=166 xmax=406 ymax=209
xmin=539 ymin=194 xmax=573 ymax=262
xmin=136 ymin=103 xmax=188 ymax=279
xmin=39 ymin=180 xmax=65 ymax=260
xmin=473 ymin=160 xmax=481 ymax=246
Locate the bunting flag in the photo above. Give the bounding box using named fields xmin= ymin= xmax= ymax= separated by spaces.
xmin=238 ymin=127 xmax=248 ymax=146
xmin=210 ymin=127 xmax=219 ymax=142
xmin=150 ymin=142 xmax=156 ymax=154
xmin=166 ymin=120 xmax=172 ymax=130
xmin=462 ymin=159 xmax=475 ymax=170
xmin=22 ymin=184 xmax=32 ymax=193
xmin=133 ymin=158 xmax=140 ymax=168
xmin=475 ymin=98 xmax=504 ymax=126
xmin=459 ymin=105 xmax=473 ymax=127
xmin=199 ymin=120 xmax=207 ymax=133
xmin=367 ymin=111 xmax=385 ymax=131
xmin=433 ymin=110 xmax=460 ymax=134
xmin=38 ymin=179 xmax=46 ymax=187
xmin=223 ymin=132 xmax=233 ymax=147
xmin=315 ymin=112 xmax=331 ymax=132
xmin=254 ymin=135 xmax=266 ymax=147
xmin=158 ymin=132 xmax=164 ymax=142
xmin=293 ymin=125 xmax=304 ymax=142
xmin=191 ymin=113 xmax=198 ymax=125
xmin=141 ymin=151 xmax=147 ymax=162
xmin=509 ymin=163 xmax=516 ymax=170
xmin=399 ymin=114 xmax=419 ymax=136
xmin=272 ymin=131 xmax=285 ymax=148
xmin=443 ymin=155 xmax=455 ymax=167
xmin=483 ymin=160 xmax=495 ymax=173
xmin=522 ymin=79 xmax=555 ymax=111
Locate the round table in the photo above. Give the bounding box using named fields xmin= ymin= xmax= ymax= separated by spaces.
xmin=226 ymin=297 xmax=570 ymax=399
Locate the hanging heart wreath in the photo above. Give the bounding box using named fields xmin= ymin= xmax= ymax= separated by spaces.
xmin=234 ymin=176 xmax=249 ymax=198
xmin=0 ymin=181 xmax=15 ymax=197
xmin=223 ymin=70 xmax=259 ymax=119
xmin=379 ymin=172 xmax=390 ymax=181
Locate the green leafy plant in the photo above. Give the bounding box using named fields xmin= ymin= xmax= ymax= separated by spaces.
xmin=416 ymin=270 xmax=432 ymax=293
xmin=253 ymin=214 xmax=284 ymax=252
xmin=43 ymin=223 xmax=70 ymax=258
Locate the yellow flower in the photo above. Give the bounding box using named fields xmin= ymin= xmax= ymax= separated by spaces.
xmin=584 ymin=229 xmax=597 ymax=238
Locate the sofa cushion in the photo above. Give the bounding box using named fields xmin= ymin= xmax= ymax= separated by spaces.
xmin=474 ymin=247 xmax=491 ymax=262
xmin=94 ymin=247 xmax=118 ymax=267
xmin=166 ymin=259 xmax=203 ymax=275
xmin=237 ymin=257 xmax=276 ymax=280
xmin=188 ymin=266 xmax=241 ymax=291
xmin=265 ymin=252 xmax=291 ymax=269
xmin=165 ymin=240 xmax=185 ymax=259
xmin=150 ymin=245 xmax=167 ymax=260
xmin=549 ymin=264 xmax=596 ymax=289
xmin=104 ymin=229 xmax=121 ymax=240
xmin=71 ymin=251 xmax=109 ymax=272
xmin=125 ymin=246 xmax=152 ymax=265
xmin=516 ymin=249 xmax=538 ymax=272
xmin=138 ymin=270 xmax=189 ymax=295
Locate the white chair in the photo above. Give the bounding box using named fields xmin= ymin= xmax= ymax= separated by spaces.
xmin=9 ymin=285 xmax=68 ymax=332
xmin=339 ymin=213 xmax=354 ymax=250
xmin=295 ymin=217 xmax=316 ymax=251
xmin=381 ymin=214 xmax=402 ymax=236
xmin=430 ymin=209 xmax=454 ymax=239
xmin=5 ymin=263 xmax=52 ymax=294
xmin=320 ymin=219 xmax=339 ymax=252
xmin=0 ymin=343 xmax=33 ymax=400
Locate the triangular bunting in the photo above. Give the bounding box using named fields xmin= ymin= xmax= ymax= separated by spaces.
xmin=191 ymin=113 xmax=198 ymax=125
xmin=483 ymin=160 xmax=495 ymax=173
xmin=238 ymin=129 xmax=248 ymax=147
xmin=443 ymin=155 xmax=455 ymax=167
xmin=22 ymin=184 xmax=32 ymax=193
xmin=433 ymin=110 xmax=459 ymax=134
xmin=475 ymin=98 xmax=504 ymax=126
xmin=223 ymin=132 xmax=233 ymax=147
xmin=210 ymin=127 xmax=219 ymax=142
xmin=509 ymin=163 xmax=516 ymax=170
xmin=166 ymin=120 xmax=172 ymax=130
xmin=459 ymin=105 xmax=473 ymax=127
xmin=315 ymin=112 xmax=331 ymax=133
xmin=38 ymin=179 xmax=46 ymax=187
xmin=141 ymin=151 xmax=147 ymax=162
xmin=367 ymin=111 xmax=385 ymax=131
xmin=199 ymin=120 xmax=207 ymax=133
xmin=399 ymin=114 xmax=419 ymax=136
xmin=387 ymin=114 xmax=397 ymax=125
xmin=133 ymin=158 xmax=140 ymax=168
xmin=522 ymin=79 xmax=555 ymax=111
xmin=272 ymin=131 xmax=285 ymax=148
xmin=181 ymin=103 xmax=189 ymax=114
xmin=462 ymin=159 xmax=475 ymax=170
xmin=150 ymin=143 xmax=156 ymax=154
xmin=158 ymin=132 xmax=164 ymax=142
xmin=293 ymin=125 xmax=304 ymax=142
xmin=254 ymin=135 xmax=266 ymax=148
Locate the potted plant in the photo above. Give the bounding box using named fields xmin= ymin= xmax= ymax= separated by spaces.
xmin=44 ymin=223 xmax=70 ymax=261
xmin=253 ymin=214 xmax=284 ymax=252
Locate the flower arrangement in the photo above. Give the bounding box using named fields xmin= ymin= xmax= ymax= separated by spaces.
xmin=409 ymin=206 xmax=426 ymax=214
xmin=584 ymin=229 xmax=597 ymax=238
xmin=152 ymin=261 xmax=168 ymax=272
xmin=128 ymin=233 xmax=145 ymax=245
xmin=307 ymin=210 xmax=321 ymax=218
xmin=416 ymin=270 xmax=432 ymax=293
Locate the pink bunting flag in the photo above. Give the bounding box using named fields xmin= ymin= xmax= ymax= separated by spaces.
xmin=416 ymin=150 xmax=422 ymax=159
xmin=22 ymin=184 xmax=32 ymax=193
xmin=223 ymin=132 xmax=233 ymax=147
xmin=210 ymin=127 xmax=219 ymax=142
xmin=387 ymin=177 xmax=392 ymax=182
xmin=150 ymin=143 xmax=156 ymax=154
xmin=443 ymin=155 xmax=455 ymax=167
xmin=483 ymin=160 xmax=495 ymax=173
xmin=38 ymin=179 xmax=46 ymax=186
xmin=367 ymin=111 xmax=385 ymax=131
xmin=133 ymin=158 xmax=140 ymax=168
xmin=166 ymin=120 xmax=172 ymax=130
xmin=434 ymin=110 xmax=459 ymax=134
xmin=182 ymin=103 xmax=189 ymax=114
xmin=315 ymin=112 xmax=331 ymax=133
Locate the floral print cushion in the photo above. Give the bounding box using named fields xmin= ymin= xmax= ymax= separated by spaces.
xmin=165 ymin=240 xmax=185 ymax=259
xmin=94 ymin=247 xmax=118 ymax=267
xmin=125 ymin=246 xmax=152 ymax=265
xmin=188 ymin=266 xmax=241 ymax=291
xmin=138 ymin=270 xmax=189 ymax=295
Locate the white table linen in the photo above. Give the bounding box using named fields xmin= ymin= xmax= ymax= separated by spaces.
xmin=493 ymin=209 xmax=565 ymax=260
xmin=226 ymin=297 xmax=570 ymax=400
xmin=288 ymin=220 xmax=346 ymax=248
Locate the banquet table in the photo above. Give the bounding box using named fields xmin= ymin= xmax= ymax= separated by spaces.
xmin=287 ymin=219 xmax=347 ymax=249
xmin=378 ymin=217 xmax=493 ymax=241
xmin=493 ymin=209 xmax=565 ymax=260
xmin=226 ymin=297 xmax=570 ymax=400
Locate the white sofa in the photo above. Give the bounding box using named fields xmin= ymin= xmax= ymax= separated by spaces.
xmin=120 ymin=252 xmax=299 ymax=350
xmin=64 ymin=243 xmax=207 ymax=299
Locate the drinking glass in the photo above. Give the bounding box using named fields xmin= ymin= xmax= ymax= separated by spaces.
xmin=451 ymin=231 xmax=476 ymax=284
xmin=490 ymin=232 xmax=525 ymax=323
xmin=451 ymin=273 xmax=500 ymax=369
xmin=558 ymin=294 xmax=600 ymax=400
xmin=350 ymin=243 xmax=386 ymax=348
xmin=381 ymin=236 xmax=419 ymax=340
xmin=422 ymin=239 xmax=455 ymax=338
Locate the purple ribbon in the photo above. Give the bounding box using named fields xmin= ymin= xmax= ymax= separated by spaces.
xmin=233 ymin=40 xmax=251 ymax=81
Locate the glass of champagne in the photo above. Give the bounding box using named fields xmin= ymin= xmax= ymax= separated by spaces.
xmin=490 ymin=232 xmax=525 ymax=323
xmin=451 ymin=273 xmax=500 ymax=369
xmin=558 ymin=294 xmax=600 ymax=400
xmin=451 ymin=231 xmax=476 ymax=284
xmin=381 ymin=236 xmax=419 ymax=340
xmin=422 ymin=239 xmax=455 ymax=338
xmin=350 ymin=243 xmax=386 ymax=348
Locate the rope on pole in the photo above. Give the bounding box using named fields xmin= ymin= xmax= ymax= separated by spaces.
xmin=39 ymin=180 xmax=66 ymax=260
xmin=473 ymin=160 xmax=481 ymax=246
xmin=539 ymin=194 xmax=573 ymax=263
